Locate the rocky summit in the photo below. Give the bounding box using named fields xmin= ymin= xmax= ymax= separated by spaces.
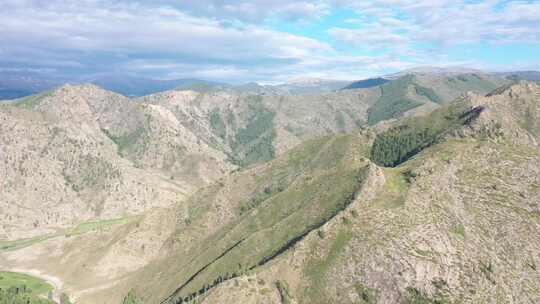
xmin=1 ymin=74 xmax=539 ymax=304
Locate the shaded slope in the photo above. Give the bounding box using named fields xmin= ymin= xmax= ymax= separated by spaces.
xmin=342 ymin=77 xmax=390 ymax=90
xmin=366 ymin=73 xmax=507 ymax=125
xmin=367 ymin=75 xmax=426 ymax=125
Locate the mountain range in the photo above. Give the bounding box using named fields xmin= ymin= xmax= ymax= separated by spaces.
xmin=2 ymin=68 xmax=539 ymax=100
xmin=0 ymin=69 xmax=539 ymax=304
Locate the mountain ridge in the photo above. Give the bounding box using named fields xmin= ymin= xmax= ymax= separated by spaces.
xmin=1 ymin=79 xmax=539 ymax=304
xmin=4 ymin=67 xmax=537 ymax=100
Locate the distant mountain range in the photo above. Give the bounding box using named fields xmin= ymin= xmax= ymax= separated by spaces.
xmin=272 ymin=78 xmax=352 ymax=94
xmin=1 ymin=68 xmax=540 ymax=100
xmin=0 ymin=71 xmax=65 ymax=99
xmin=493 ymin=71 xmax=540 ymax=81
xmin=385 ymin=66 xmax=485 ymax=79
xmin=0 ymin=73 xmax=226 ymax=99
xmin=86 ymin=75 xmax=227 ymax=97
xmin=341 ymin=77 xmax=390 ymax=90
xmin=0 ymin=74 xmax=351 ymax=99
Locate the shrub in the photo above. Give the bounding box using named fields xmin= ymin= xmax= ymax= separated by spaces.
xmin=121 ymin=289 xmax=141 ymax=304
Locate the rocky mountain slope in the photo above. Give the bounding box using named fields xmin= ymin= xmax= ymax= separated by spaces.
xmin=138 ymin=72 xmax=507 ymax=163
xmin=125 ymin=81 xmax=537 ymax=304
xmin=1 ymin=81 xmax=536 ymax=304
xmin=1 ymin=76 xmax=537 ymax=304
xmin=0 ymin=84 xmax=234 ymax=240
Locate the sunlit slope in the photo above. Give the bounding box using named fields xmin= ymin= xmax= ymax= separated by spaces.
xmin=367 ymin=73 xmax=506 ymax=125
xmin=135 ymin=81 xmax=540 ymax=304
xmin=120 ymin=131 xmax=376 ymax=303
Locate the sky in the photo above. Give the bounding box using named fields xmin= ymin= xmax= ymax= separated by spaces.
xmin=0 ymin=0 xmax=539 ymax=83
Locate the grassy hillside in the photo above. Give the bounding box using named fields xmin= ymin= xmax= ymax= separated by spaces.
xmin=367 ymin=73 xmax=507 ymax=125
xmin=0 ymin=272 xmax=54 ymax=304
xmin=294 ymin=137 xmax=540 ymax=304
xmin=126 ymin=131 xmax=375 ymax=303
xmin=443 ymin=73 xmax=501 ymax=93
xmin=143 ymin=82 xmax=539 ymax=304
xmin=367 ymin=75 xmax=428 ymax=125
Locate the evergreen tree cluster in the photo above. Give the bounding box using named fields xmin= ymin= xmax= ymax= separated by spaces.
xmin=370 ymin=103 xmax=484 ymax=167
xmin=370 ymin=126 xmax=437 ymax=167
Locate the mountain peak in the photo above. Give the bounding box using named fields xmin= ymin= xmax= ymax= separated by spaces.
xmin=458 ymin=80 xmax=540 ymax=146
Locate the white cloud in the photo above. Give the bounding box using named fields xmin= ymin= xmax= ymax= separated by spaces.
xmin=328 ymin=27 xmax=410 ymax=48
xmin=0 ymin=0 xmax=338 ymax=81
xmin=151 ymin=0 xmax=330 ymax=22
xmin=0 ymin=0 xmax=538 ymax=82
xmin=330 ymin=0 xmax=540 ymax=48
xmin=0 ymin=1 xmax=330 ymax=59
xmin=0 ymin=0 xmax=425 ymax=82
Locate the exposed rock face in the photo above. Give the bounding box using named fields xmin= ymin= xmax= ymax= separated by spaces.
xmin=0 ymin=84 xmax=233 ymax=239
xmin=466 ymin=81 xmax=540 ymax=146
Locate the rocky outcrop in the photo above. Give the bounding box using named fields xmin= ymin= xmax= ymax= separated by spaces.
xmin=0 ymin=84 xmax=232 ymax=239
xmin=465 ymin=81 xmax=540 ymax=146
